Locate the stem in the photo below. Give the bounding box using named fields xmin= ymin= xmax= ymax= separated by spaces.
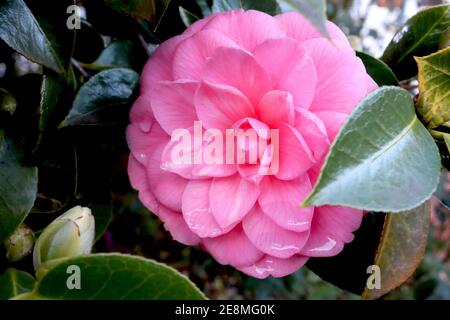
xmin=71 ymin=58 xmax=89 ymax=78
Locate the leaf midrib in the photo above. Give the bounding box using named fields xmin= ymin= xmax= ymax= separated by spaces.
xmin=366 ymin=116 xmax=416 ymax=164
xmin=420 ymin=59 xmax=450 ymax=77
xmin=396 ymin=6 xmax=449 ymax=66
xmin=16 ymin=0 xmax=64 ymax=74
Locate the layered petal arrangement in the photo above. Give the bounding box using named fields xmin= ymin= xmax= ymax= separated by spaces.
xmin=127 ymin=10 xmax=377 ymax=278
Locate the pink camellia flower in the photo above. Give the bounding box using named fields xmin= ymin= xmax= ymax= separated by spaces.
xmin=127 ymin=10 xmax=377 ymax=278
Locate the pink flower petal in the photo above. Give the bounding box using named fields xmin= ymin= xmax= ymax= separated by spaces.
xmin=294 ymin=108 xmax=330 ymax=161
xmin=160 ymin=127 xmax=237 ymax=179
xmin=128 ymin=155 xmax=200 ymax=245
xmin=181 ymin=12 xmax=218 ymax=37
xmin=254 ymin=38 xmax=317 ymax=109
xmin=128 ymin=154 xmax=159 ymax=213
xmin=313 ymin=111 xmax=349 ymax=142
xmin=129 ymin=93 xmax=154 ymax=133
xmin=257 ymin=90 xmax=295 ymax=127
xmin=129 ymin=10 xmax=370 ymax=277
xmin=126 ymin=122 xmax=168 ymax=166
xmin=202 ymin=225 xmax=264 ymax=267
xmin=203 ymin=9 xmax=285 ymax=52
xmin=308 ymin=161 xmax=323 ymax=186
xmin=150 ymin=80 xmax=198 ymax=135
xmin=201 ymin=47 xmax=272 ymax=105
xmin=276 ymin=123 xmax=315 ymax=180
xmin=258 ymin=176 xmax=314 ymax=232
xmin=301 ymin=38 xmax=368 ymax=114
xmin=147 ymin=140 xmax=188 ymax=212
xmin=301 ymin=206 xmax=363 ymax=257
xmin=157 ymin=206 xmax=201 ymax=246
xmin=238 ymin=255 xmax=309 ymax=279
xmin=276 ymin=11 xmax=350 ymax=45
xmin=243 ymin=206 xmax=309 ymax=259
xmin=173 ymin=29 xmax=239 ymax=80
xmin=182 ymin=180 xmax=232 ymax=238
xmin=210 ymin=174 xmax=260 ymax=228
xmin=140 ymin=35 xmax=184 ymax=92
xmin=195 ymin=81 xmax=255 ymax=131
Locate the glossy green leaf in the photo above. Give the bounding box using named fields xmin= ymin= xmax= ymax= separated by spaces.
xmin=302 ymin=87 xmax=441 ymax=212
xmin=362 ymin=202 xmax=430 ymax=299
xmin=0 ymin=0 xmax=76 ymax=75
xmin=83 ymin=41 xmax=134 ymax=70
xmin=356 ymin=51 xmax=399 ymax=86
xmin=179 ymin=6 xmax=199 ymax=27
xmin=280 ymin=0 xmax=328 ymax=38
xmin=0 ymin=0 xmax=59 ymax=72
xmin=0 ymin=132 xmax=38 ymax=243
xmin=30 ymin=0 xmax=77 ymax=76
xmin=0 ymin=269 xmax=35 ymax=300
xmin=381 ymin=4 xmax=450 ymax=81
xmin=195 ymin=0 xmax=212 ymax=17
xmin=16 ymin=254 xmax=206 ymax=300
xmin=212 ymin=0 xmax=281 ymax=16
xmin=0 ymin=88 xmax=17 ymax=115
xmin=103 ymin=0 xmax=156 ymax=21
xmin=416 ymin=47 xmax=450 ymax=129
xmin=39 ymin=73 xmax=65 ymax=133
xmin=89 ymin=198 xmax=113 ymax=241
xmin=60 ymin=68 xmax=139 ymax=127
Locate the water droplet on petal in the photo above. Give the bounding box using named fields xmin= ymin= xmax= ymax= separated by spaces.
xmin=270 ymin=243 xmax=300 ymax=253
xmin=138 ymin=120 xmax=153 ymax=133
xmin=253 ymin=261 xmax=274 ymax=276
xmin=287 ymin=220 xmax=309 ymax=227
xmin=309 ymin=237 xmax=337 ymax=252
xmin=137 ymin=152 xmax=147 ymax=162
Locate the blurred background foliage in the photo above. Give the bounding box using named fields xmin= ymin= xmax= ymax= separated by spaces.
xmin=0 ymin=0 xmax=449 ymax=299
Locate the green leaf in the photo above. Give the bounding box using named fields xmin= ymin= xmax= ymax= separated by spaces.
xmin=60 ymin=68 xmax=139 ymax=127
xmin=356 ymin=51 xmax=399 ymax=86
xmin=0 ymin=269 xmax=35 ymax=300
xmin=195 ymin=0 xmax=212 ymax=17
xmin=381 ymin=4 xmax=450 ymax=81
xmin=83 ymin=41 xmax=134 ymax=70
xmin=0 ymin=132 xmax=38 ymax=243
xmin=362 ymin=202 xmax=430 ymax=299
xmin=39 ymin=73 xmax=65 ymax=133
xmin=16 ymin=254 xmax=206 ymax=300
xmin=90 ymin=200 xmax=113 ymax=241
xmin=103 ymin=0 xmax=157 ymax=21
xmin=416 ymin=47 xmax=450 ymax=129
xmin=439 ymin=25 xmax=450 ymax=49
xmin=302 ymin=87 xmax=441 ymax=212
xmin=280 ymin=0 xmax=328 ymax=38
xmin=179 ymin=6 xmax=199 ymax=27
xmin=0 ymin=88 xmax=17 ymax=115
xmin=0 ymin=0 xmax=76 ymax=75
xmin=212 ymin=0 xmax=281 ymax=16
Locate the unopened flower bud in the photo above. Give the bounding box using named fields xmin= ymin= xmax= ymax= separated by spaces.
xmin=4 ymin=224 xmax=34 ymax=262
xmin=33 ymin=206 xmax=95 ymax=272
